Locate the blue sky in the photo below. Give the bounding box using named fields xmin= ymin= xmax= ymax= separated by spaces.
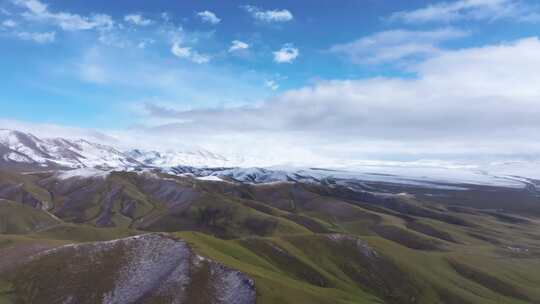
xmin=1 ymin=0 xmax=540 ymax=164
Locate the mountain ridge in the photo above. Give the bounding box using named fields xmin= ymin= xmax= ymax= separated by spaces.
xmin=1 ymin=128 xmax=539 ymax=190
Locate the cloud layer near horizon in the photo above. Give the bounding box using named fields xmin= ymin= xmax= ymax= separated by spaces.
xmin=134 ymin=37 xmax=540 ymax=160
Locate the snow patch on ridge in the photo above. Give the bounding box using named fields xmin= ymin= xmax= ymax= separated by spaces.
xmin=57 ymin=168 xmax=110 ymax=180
xmin=196 ymin=175 xmax=224 ymax=182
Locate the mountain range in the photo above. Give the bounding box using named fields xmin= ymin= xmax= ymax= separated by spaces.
xmin=1 ymin=128 xmax=539 ymax=190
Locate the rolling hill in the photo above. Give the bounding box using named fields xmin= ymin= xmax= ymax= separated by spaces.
xmin=0 ymin=164 xmax=539 ymax=303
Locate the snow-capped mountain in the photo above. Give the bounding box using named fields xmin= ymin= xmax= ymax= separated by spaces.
xmin=0 ymin=129 xmax=236 ymax=170
xmin=0 ymin=129 xmax=141 ymax=170
xmin=2 ymin=128 xmax=540 ymax=190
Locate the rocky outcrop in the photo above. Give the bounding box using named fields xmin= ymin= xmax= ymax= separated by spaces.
xmin=12 ymin=233 xmax=256 ymax=304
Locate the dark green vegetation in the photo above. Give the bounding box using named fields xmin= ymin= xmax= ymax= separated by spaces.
xmin=1 ymin=169 xmax=540 ymax=303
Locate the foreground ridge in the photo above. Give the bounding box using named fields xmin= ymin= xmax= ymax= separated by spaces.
xmin=11 ymin=233 xmax=255 ymax=304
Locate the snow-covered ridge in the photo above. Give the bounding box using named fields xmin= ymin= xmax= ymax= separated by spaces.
xmin=0 ymin=129 xmax=141 ymax=169
xmin=166 ymin=165 xmax=533 ymax=189
xmin=0 ymin=129 xmax=233 ymax=170
xmin=56 ymin=167 xmax=111 ymax=180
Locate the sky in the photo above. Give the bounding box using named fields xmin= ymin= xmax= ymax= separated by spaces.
xmin=1 ymin=0 xmax=540 ymax=165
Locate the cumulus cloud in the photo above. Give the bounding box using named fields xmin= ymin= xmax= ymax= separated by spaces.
xmin=264 ymin=80 xmax=279 ymax=91
xmin=13 ymin=0 xmax=113 ymax=31
xmin=171 ymin=42 xmax=191 ymax=58
xmin=97 ymin=31 xmax=131 ymax=48
xmin=124 ymin=14 xmax=152 ymax=26
xmin=171 ymin=41 xmax=210 ymax=64
xmin=17 ymin=31 xmax=55 ymax=43
xmin=2 ymin=19 xmax=17 ymax=27
xmin=138 ymin=37 xmax=540 ymax=159
xmin=160 ymin=12 xmax=170 ymax=22
xmin=196 ymin=10 xmax=221 ymax=24
xmin=273 ymin=44 xmax=299 ymax=63
xmin=330 ymin=28 xmax=469 ymax=65
xmin=229 ymin=40 xmax=249 ymax=52
xmin=137 ymin=38 xmax=154 ymax=49
xmin=242 ymin=5 xmax=293 ymax=22
xmin=389 ymin=0 xmax=540 ymax=23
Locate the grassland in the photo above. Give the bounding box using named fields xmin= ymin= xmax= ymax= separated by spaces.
xmin=1 ymin=170 xmax=540 ymax=303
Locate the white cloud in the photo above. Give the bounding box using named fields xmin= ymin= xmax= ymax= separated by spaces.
xmin=137 ymin=39 xmax=154 ymax=49
xmin=264 ymin=80 xmax=279 ymax=91
xmin=124 ymin=14 xmax=152 ymax=26
xmin=97 ymin=31 xmax=130 ymax=48
xmin=229 ymin=40 xmax=249 ymax=52
xmin=17 ymin=31 xmax=55 ymax=43
xmin=171 ymin=42 xmax=190 ymax=58
xmin=161 ymin=12 xmax=170 ymax=22
xmin=330 ymin=28 xmax=469 ymax=65
xmin=138 ymin=37 xmax=540 ymax=160
xmin=190 ymin=53 xmax=210 ymax=64
xmin=273 ymin=44 xmax=299 ymax=63
xmin=165 ymin=27 xmax=212 ymax=63
xmin=242 ymin=5 xmax=293 ymax=22
xmin=389 ymin=0 xmax=540 ymax=23
xmin=196 ymin=10 xmax=221 ymax=24
xmin=171 ymin=41 xmax=210 ymax=64
xmin=13 ymin=0 xmax=113 ymax=31
xmin=14 ymin=0 xmax=46 ymax=15
xmin=2 ymin=19 xmax=17 ymax=27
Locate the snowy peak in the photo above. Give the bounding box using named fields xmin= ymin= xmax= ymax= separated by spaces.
xmin=0 ymin=129 xmax=141 ymax=170
xmin=0 ymin=129 xmax=53 ymax=162
xmin=0 ymin=129 xmax=234 ymax=170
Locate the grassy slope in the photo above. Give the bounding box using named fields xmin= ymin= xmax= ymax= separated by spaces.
xmin=178 ymin=227 xmax=540 ymax=304
xmin=0 ymin=200 xmax=60 ymax=234
xmin=177 ymin=232 xmax=379 ymax=304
